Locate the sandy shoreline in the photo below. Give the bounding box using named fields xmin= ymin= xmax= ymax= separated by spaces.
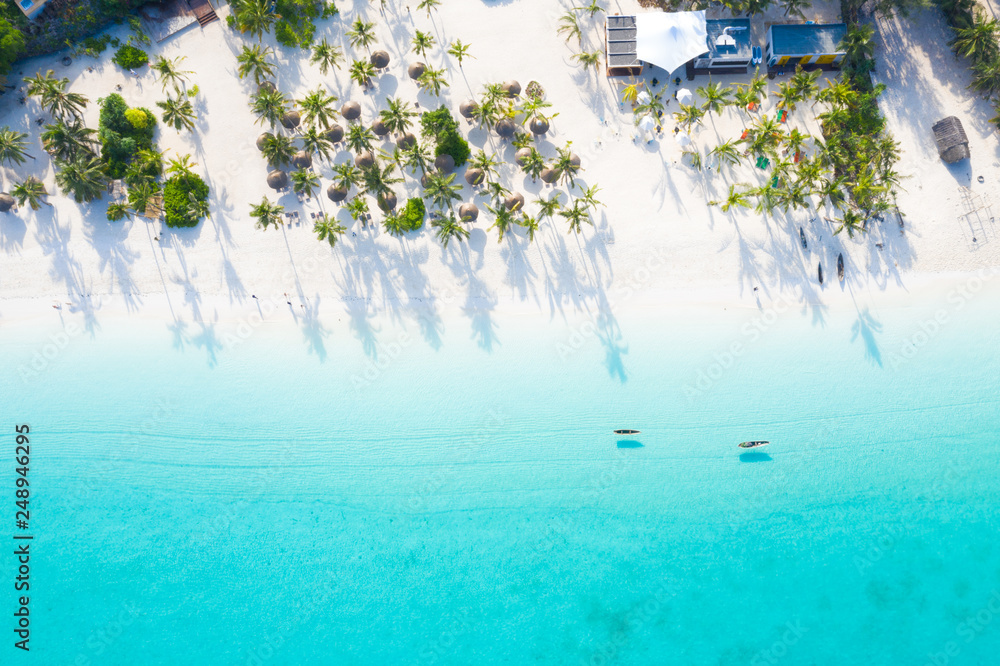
xmin=1 ymin=0 xmax=998 ymax=335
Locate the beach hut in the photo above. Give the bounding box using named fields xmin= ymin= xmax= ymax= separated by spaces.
xmin=397 ymin=132 xmax=417 ymax=150
xmin=372 ymin=119 xmax=389 ymax=137
xmin=529 ymin=117 xmax=549 ymax=135
xmin=495 ymin=118 xmax=516 ymax=139
xmin=540 ymin=167 xmax=559 ymax=184
xmin=605 ymin=15 xmax=640 ymax=77
xmin=257 ymin=81 xmax=276 ymax=95
xmin=932 ymin=116 xmax=970 ymax=163
xmin=459 ymin=203 xmax=479 ymax=223
xmin=327 ymin=183 xmax=348 ymax=203
xmin=292 ymin=151 xmax=312 ymax=169
xmin=0 ymin=193 xmax=15 ymax=212
xmin=266 ymin=170 xmax=288 ymax=190
xmin=355 ymin=151 xmax=375 ymax=169
xmin=280 ymin=110 xmax=301 ymax=130
xmin=408 ymin=62 xmax=426 ymax=80
xmin=687 ymin=18 xmax=752 ymax=78
xmin=465 ymin=167 xmax=485 ymax=186
xmin=435 ymin=154 xmax=455 ymax=173
xmin=341 ymin=101 xmax=361 ymax=121
xmin=460 ymin=99 xmax=478 ymax=119
xmin=503 ymin=80 xmax=521 ymax=97
xmin=515 ymin=147 xmax=533 ymax=167
xmin=765 ymin=23 xmax=847 ymax=70
xmin=605 ymin=12 xmax=709 ymax=78
xmin=370 ymin=50 xmax=390 ymax=69
xmin=504 ymin=192 xmax=525 ymax=212
xmin=256 ymin=132 xmax=273 ymax=150
xmin=325 ymin=124 xmax=344 ymax=144
xmin=377 ymin=191 xmax=397 ymax=212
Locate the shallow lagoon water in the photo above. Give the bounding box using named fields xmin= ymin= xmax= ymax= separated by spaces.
xmin=3 ymin=283 xmax=1000 ymax=665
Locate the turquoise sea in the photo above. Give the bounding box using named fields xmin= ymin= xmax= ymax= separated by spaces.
xmin=3 ymin=279 xmax=1000 ymax=665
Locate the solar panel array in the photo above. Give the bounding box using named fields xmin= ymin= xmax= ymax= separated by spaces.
xmin=606 ymin=15 xmax=640 ymax=69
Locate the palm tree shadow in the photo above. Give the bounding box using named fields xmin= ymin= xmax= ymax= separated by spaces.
xmin=850 ymin=306 xmax=884 ymax=367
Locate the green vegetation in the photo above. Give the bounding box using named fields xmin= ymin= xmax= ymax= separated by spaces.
xmin=112 ymin=43 xmax=149 ymax=69
xmin=419 ymin=107 xmax=470 ymax=167
xmin=399 ymin=198 xmax=426 ymax=231
xmin=0 ymin=18 xmax=25 ymax=76
xmin=228 ymin=0 xmax=331 ymax=48
xmin=163 ymin=173 xmax=209 ymax=227
xmin=98 ymin=93 xmax=157 ymax=177
xmin=936 ymin=0 xmax=1000 ymax=129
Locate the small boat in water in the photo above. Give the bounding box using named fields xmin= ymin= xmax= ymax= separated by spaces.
xmin=818 ymin=262 xmax=824 ymax=284
xmin=739 ymin=440 xmax=769 ymax=449
xmin=799 ymin=227 xmax=807 ymax=250
xmin=614 ymin=429 xmax=641 ymax=435
xmin=837 ymin=253 xmax=844 ymax=282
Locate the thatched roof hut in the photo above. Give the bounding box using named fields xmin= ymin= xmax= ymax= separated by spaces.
xmin=503 ymin=80 xmax=521 ymax=97
xmin=341 ymin=101 xmax=361 ymax=121
xmin=256 ymin=132 xmax=273 ymax=150
xmin=495 ymin=118 xmax=516 ymax=139
xmin=0 ymin=193 xmax=15 ymax=212
xmin=459 ymin=99 xmax=478 ymax=119
xmin=377 ymin=191 xmax=397 ymax=212
xmin=465 ymin=167 xmax=484 ymax=186
xmin=408 ymin=62 xmax=426 ymax=80
xmin=280 ymin=110 xmax=301 ymax=130
xmin=529 ymin=117 xmax=549 ymax=135
xmin=932 ymin=116 xmax=970 ymax=164
xmin=372 ymin=119 xmax=389 ymax=136
xmin=292 ymin=151 xmax=312 ymax=169
xmin=540 ymin=167 xmax=559 ymax=184
xmin=371 ymin=50 xmax=390 ymax=69
xmin=514 ymin=147 xmax=532 ymax=167
xmin=266 ymin=170 xmax=288 ymax=190
xmin=325 ymin=124 xmax=344 ymax=143
xmin=257 ymin=81 xmax=276 ymax=95
xmin=355 ymin=150 xmax=375 ymax=169
xmin=435 ymin=153 xmax=455 ymax=173
xmin=504 ymin=192 xmax=525 ymax=212
xmin=459 ymin=203 xmax=479 ymax=222
xmin=327 ymin=183 xmax=348 ymax=203
xmin=397 ymin=132 xmax=417 ymax=150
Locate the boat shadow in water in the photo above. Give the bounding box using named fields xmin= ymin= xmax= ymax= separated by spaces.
xmin=616 ymin=440 xmax=644 ymax=449
xmin=739 ymin=451 xmax=772 ymax=463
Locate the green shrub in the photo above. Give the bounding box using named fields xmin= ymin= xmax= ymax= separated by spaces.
xmin=420 ymin=107 xmax=470 ymax=167
xmin=163 ymin=173 xmax=209 ymax=227
xmin=0 ymin=18 xmax=25 ymax=76
xmin=420 ymin=106 xmax=460 ymax=139
xmin=400 ymin=198 xmax=425 ymax=231
xmin=112 ymin=43 xmax=148 ymax=69
xmin=435 ymin=132 xmax=470 ymax=167
xmin=124 ymin=107 xmax=149 ymax=129
xmin=99 ymin=94 xmax=157 ymax=177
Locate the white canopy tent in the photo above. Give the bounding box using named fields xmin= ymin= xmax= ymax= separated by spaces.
xmin=635 ymin=11 xmax=708 ymax=76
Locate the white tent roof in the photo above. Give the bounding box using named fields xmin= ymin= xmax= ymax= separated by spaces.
xmin=635 ymin=11 xmax=708 ymax=75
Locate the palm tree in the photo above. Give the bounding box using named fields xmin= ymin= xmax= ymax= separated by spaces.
xmin=782 ymin=0 xmax=811 ymax=19
xmin=790 ymin=67 xmax=821 ymax=104
xmin=621 ymin=81 xmax=642 ymax=105
xmin=347 ymin=18 xmax=377 ymax=51
xmin=579 ymin=184 xmax=603 ymax=210
xmin=331 ymin=163 xmax=362 ymax=191
xmin=576 ymin=0 xmax=605 ymax=18
xmin=291 ymin=169 xmax=320 ymax=198
xmin=412 ymin=30 xmax=436 ymax=58
xmin=839 ymin=25 xmax=876 ymax=63
xmin=400 ymin=140 xmax=434 ymax=175
xmin=517 ymin=213 xmax=540 ymax=242
xmin=447 ymin=40 xmax=475 ymax=67
xmin=166 ymin=154 xmax=198 ymax=178
xmin=259 ymin=133 xmax=295 ymax=166
xmin=27 ymin=71 xmax=88 ymax=120
xmin=697 ymin=80 xmax=733 ymax=118
xmin=775 ymin=80 xmax=802 ymax=112
xmin=54 ymin=155 xmax=107 ymax=203
xmin=346 ymin=196 xmax=371 ymax=224
xmin=432 ymin=212 xmax=470 ymax=247
xmin=310 ymin=39 xmax=344 ymax=75
xmin=970 ymin=56 xmax=1000 ymax=95
xmin=298 ymin=88 xmax=338 ymax=128
xmin=0 ymin=128 xmax=31 ymax=166
xmin=345 ymin=123 xmax=375 ymax=154
xmin=106 ymin=202 xmax=131 ymax=222
xmin=572 ymin=51 xmax=603 ymax=73
xmin=128 ymin=182 xmax=160 ymax=218
xmin=673 ymin=104 xmax=706 ymax=132
xmin=520 ymin=148 xmax=546 ymax=181
xmin=785 ymin=128 xmax=810 ymax=157
xmin=300 ymin=127 xmax=334 ymax=162
xmin=558 ymin=11 xmax=582 ymax=44
xmin=553 ymin=144 xmax=582 ymax=187
xmin=11 ymin=177 xmax=50 ymax=210
xmin=349 ymin=60 xmax=377 ymax=88
xmin=250 ymin=88 xmax=290 ymax=128
xmin=559 ymin=200 xmax=592 ymax=234
xmin=424 ymin=171 xmax=463 ymax=210
xmin=709 ymin=184 xmax=752 ymax=214
xmin=535 ymin=192 xmax=563 ymax=221
xmin=360 ymin=161 xmax=402 ymax=200
xmin=157 ymin=95 xmax=197 ymax=131
xmin=948 ymin=9 xmax=999 ymax=60
xmin=832 ymin=208 xmax=865 ymax=238
xmin=185 ymin=190 xmax=210 ymax=222
xmin=486 ymin=202 xmax=517 ymax=242
xmin=237 ymin=45 xmax=277 ymax=85
xmin=708 ymin=141 xmax=741 ymax=172
xmin=470 ymin=150 xmax=501 ymax=184
xmin=41 ymin=121 xmax=97 ymax=161
xmin=816 ymin=79 xmax=857 ymax=107
xmin=380 ymin=97 xmax=416 ymax=136
xmin=151 ymin=56 xmax=192 ymax=92
xmin=417 ymin=67 xmax=449 ymax=96
xmin=249 ymin=196 xmax=284 ymax=231
xmin=816 ymin=174 xmax=848 ymax=209
xmin=233 ymin=0 xmax=277 ymax=41
xmin=747 ymin=68 xmax=768 ymax=105
xmin=314 ymin=214 xmax=346 ymax=246
xmin=417 ymin=0 xmax=441 ymax=18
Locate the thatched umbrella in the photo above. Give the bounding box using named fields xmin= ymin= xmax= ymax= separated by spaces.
xmin=355 ymin=150 xmax=375 ymax=169
xmin=435 ymin=153 xmax=455 ymax=173
xmin=280 ymin=110 xmax=301 ymax=130
xmin=569 ymin=153 xmax=582 ymax=168
xmin=257 ymin=81 xmax=276 ymax=95
xmin=459 ymin=99 xmax=479 ymax=119
xmin=266 ymin=170 xmax=288 ymax=190
xmin=495 ymin=118 xmax=516 ymax=139
xmin=503 ymin=80 xmax=521 ymax=97
xmin=408 ymin=62 xmax=426 ymax=80
xmin=504 ymin=192 xmax=525 ymax=212
xmin=459 ymin=203 xmax=479 ymax=223
xmin=377 ymin=191 xmax=397 ymax=212
xmin=325 ymin=124 xmax=344 ymax=144
xmin=372 ymin=119 xmax=389 ymax=137
xmin=397 ymin=132 xmax=417 ymax=150
xmin=327 ymin=183 xmax=348 ymax=203
xmin=341 ymin=101 xmax=361 ymax=121
xmin=0 ymin=193 xmax=15 ymax=212
xmin=421 ymin=172 xmax=434 ymax=189
xmin=529 ymin=117 xmax=549 ymax=135
xmin=464 ymin=167 xmax=484 ymax=186
xmin=370 ymin=50 xmax=390 ymax=69
xmin=292 ymin=151 xmax=312 ymax=169
xmin=256 ymin=132 xmax=273 ymax=150
xmin=540 ymin=167 xmax=559 ymax=184
xmin=514 ymin=147 xmax=532 ymax=167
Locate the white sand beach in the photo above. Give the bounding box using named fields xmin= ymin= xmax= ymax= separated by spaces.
xmin=0 ymin=0 xmax=998 ymax=338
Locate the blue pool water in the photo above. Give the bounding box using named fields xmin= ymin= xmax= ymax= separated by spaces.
xmin=2 ymin=281 xmax=1000 ymax=665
